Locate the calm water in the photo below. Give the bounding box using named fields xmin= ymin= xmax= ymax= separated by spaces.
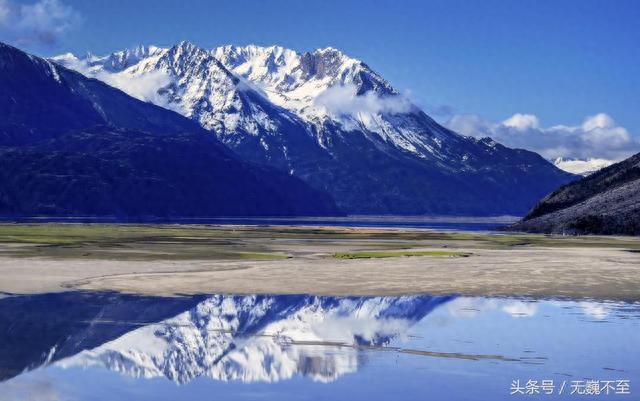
xmin=0 ymin=292 xmax=637 ymax=400
xmin=0 ymin=215 xmax=518 ymax=231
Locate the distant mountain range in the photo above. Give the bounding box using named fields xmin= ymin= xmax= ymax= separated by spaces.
xmin=0 ymin=42 xmax=339 ymax=217
xmin=53 ymin=41 xmax=576 ymax=216
xmin=510 ymin=152 xmax=640 ymax=235
xmin=553 ymin=157 xmax=614 ymax=176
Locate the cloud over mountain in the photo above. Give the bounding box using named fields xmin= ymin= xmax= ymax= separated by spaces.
xmin=0 ymin=0 xmax=79 ymax=46
xmin=448 ymin=112 xmax=639 ymax=162
xmin=314 ymin=83 xmax=413 ymax=119
xmin=55 ymin=54 xmax=179 ymax=112
xmin=53 ymin=42 xmax=575 ymax=216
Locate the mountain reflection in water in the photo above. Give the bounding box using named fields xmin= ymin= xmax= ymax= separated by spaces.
xmin=2 ymin=292 xmax=639 ymax=401
xmin=0 ymin=293 xmax=452 ymax=384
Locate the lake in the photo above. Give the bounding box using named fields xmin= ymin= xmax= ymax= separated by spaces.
xmin=0 ymin=215 xmax=519 ymax=231
xmin=0 ymin=292 xmax=637 ymax=400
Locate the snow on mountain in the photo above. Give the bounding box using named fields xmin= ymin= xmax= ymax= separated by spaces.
xmin=51 ymin=46 xmax=176 ymax=110
xmin=58 ymin=294 xmax=450 ymax=384
xmin=53 ymin=42 xmax=575 ymax=215
xmin=54 ymin=42 xmax=328 ymax=172
xmin=553 ymin=157 xmax=614 ymax=176
xmin=213 ymin=44 xmax=463 ymax=157
xmin=54 ymin=42 xmax=458 ymax=159
xmin=212 ymin=45 xmax=397 ymax=116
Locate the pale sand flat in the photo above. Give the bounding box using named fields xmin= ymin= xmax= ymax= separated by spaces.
xmin=2 ymin=246 xmax=639 ymax=301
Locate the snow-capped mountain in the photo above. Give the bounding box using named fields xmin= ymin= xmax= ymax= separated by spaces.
xmin=213 ymin=45 xmax=398 ymax=120
xmin=56 ymin=42 xmax=274 ymax=132
xmin=553 ymin=157 xmax=614 ymax=176
xmin=0 ymin=41 xmax=339 ymax=217
xmin=55 ymin=42 xmax=325 ymax=172
xmin=54 ymin=42 xmax=575 ymax=215
xmin=58 ymin=294 xmax=451 ymax=384
xmin=213 ymin=44 xmax=464 ymax=158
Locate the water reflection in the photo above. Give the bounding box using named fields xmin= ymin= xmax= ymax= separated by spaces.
xmin=58 ymin=294 xmax=453 ymax=383
xmin=1 ymin=292 xmax=638 ymax=401
xmin=0 ymin=292 xmax=203 ymax=381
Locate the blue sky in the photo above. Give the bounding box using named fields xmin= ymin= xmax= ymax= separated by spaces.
xmin=1 ymin=0 xmax=639 ymax=160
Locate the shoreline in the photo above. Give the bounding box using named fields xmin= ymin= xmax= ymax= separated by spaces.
xmin=3 ymin=249 xmax=640 ymax=302
xmin=1 ymin=224 xmax=639 ymax=301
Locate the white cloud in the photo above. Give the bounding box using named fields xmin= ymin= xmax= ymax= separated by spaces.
xmin=447 ymin=297 xmax=538 ymax=319
xmin=314 ymin=83 xmax=413 ymax=118
xmin=447 ymin=114 xmax=492 ymax=138
xmin=502 ymin=113 xmax=539 ymax=131
xmin=0 ymin=2 xmax=9 ymax=25
xmin=446 ymin=297 xmax=499 ymax=318
xmin=0 ymin=0 xmax=80 ymax=46
xmin=0 ymin=375 xmax=63 ymax=401
xmin=313 ymin=315 xmax=411 ymax=343
xmin=553 ymin=157 xmax=615 ymax=176
xmin=57 ymin=56 xmax=180 ymax=113
xmin=502 ymin=301 xmax=537 ymax=318
xmin=581 ymin=113 xmax=613 ymax=131
xmin=579 ymin=302 xmax=609 ymax=320
xmin=448 ymin=112 xmax=639 ymax=162
xmin=101 ymin=71 xmax=177 ymax=110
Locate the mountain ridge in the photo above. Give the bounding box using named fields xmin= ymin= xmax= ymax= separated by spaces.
xmin=55 ymin=41 xmax=575 ymax=216
xmin=0 ymin=41 xmax=340 ymax=217
xmin=508 ymin=152 xmax=640 ymax=234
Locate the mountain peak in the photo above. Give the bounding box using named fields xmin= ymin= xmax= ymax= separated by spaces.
xmin=50 ymin=40 xmax=575 ymax=215
xmin=0 ymin=41 xmax=340 ymax=217
xmin=165 ymin=40 xmax=213 ymax=66
xmin=213 ymin=44 xmax=299 ymax=74
xmin=100 ymin=44 xmax=158 ymax=72
xmin=174 ymin=40 xmax=199 ymax=53
xmin=311 ymin=46 xmax=352 ymax=62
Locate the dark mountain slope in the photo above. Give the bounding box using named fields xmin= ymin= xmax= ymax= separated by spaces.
xmin=297 ymin=121 xmax=576 ymax=215
xmin=0 ymin=43 xmax=201 ymax=144
xmin=212 ymin=44 xmax=577 ymax=215
xmin=0 ymin=42 xmax=339 ymax=217
xmin=0 ymin=292 xmax=204 ymax=381
xmin=508 ymin=153 xmax=640 ymax=235
xmin=0 ymin=127 xmax=339 ymax=217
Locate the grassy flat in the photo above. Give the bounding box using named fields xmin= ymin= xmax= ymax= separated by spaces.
xmin=333 ymin=250 xmax=471 ymax=259
xmin=1 ymin=224 xmax=639 ymax=299
xmin=0 ymin=223 xmax=639 ymax=261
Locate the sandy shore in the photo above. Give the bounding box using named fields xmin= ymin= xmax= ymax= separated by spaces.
xmin=2 ymin=246 xmax=639 ymax=301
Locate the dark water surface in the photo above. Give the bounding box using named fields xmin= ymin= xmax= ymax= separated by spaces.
xmin=0 ymin=292 xmax=637 ymax=400
xmin=0 ymin=215 xmax=518 ymax=231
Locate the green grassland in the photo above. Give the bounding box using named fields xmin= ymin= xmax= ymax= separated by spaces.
xmin=0 ymin=223 xmax=638 ymax=261
xmin=333 ymin=250 xmax=471 ymax=259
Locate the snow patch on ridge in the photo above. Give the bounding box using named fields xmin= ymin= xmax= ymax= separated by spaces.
xmin=553 ymin=157 xmax=614 ymax=176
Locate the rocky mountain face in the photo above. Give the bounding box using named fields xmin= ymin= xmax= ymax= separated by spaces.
xmin=56 ymin=42 xmax=576 ymax=216
xmin=509 ymin=153 xmax=640 ymax=235
xmin=0 ymin=42 xmax=339 ymax=217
